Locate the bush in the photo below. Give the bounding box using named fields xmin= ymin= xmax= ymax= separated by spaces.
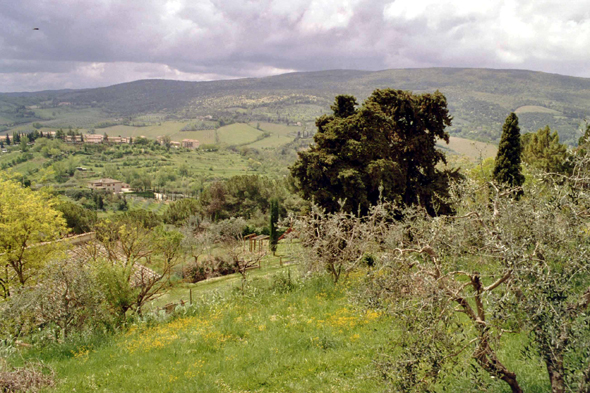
xmin=183 ymin=261 xmax=208 ymax=283
xmin=0 ymin=359 xmax=55 ymax=393
xmin=182 ymin=256 xmax=237 ymax=283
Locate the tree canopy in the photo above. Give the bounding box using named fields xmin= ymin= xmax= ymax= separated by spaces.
xmin=290 ymin=89 xmax=459 ymax=215
xmin=522 ymin=125 xmax=571 ymax=174
xmin=0 ymin=175 xmax=67 ymax=294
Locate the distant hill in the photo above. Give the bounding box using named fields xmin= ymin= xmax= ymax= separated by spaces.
xmin=1 ymin=68 xmax=589 ymax=144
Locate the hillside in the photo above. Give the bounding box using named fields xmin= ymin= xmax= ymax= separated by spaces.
xmin=1 ymin=68 xmax=589 ymax=144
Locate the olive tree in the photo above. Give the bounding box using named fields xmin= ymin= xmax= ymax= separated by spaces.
xmin=363 ymin=154 xmax=590 ymax=392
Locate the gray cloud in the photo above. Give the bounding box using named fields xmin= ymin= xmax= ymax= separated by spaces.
xmin=1 ymin=0 xmax=589 ymax=92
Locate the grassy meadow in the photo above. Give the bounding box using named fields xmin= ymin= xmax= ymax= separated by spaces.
xmin=10 ymin=257 xmax=549 ymax=393
xmin=27 ymin=273 xmax=389 ymax=393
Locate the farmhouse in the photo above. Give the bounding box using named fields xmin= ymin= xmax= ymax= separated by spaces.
xmin=84 ymin=134 xmax=104 ymax=144
xmin=181 ymin=139 xmax=200 ymax=149
xmin=107 ymin=136 xmax=131 ymax=144
xmin=65 ymin=135 xmax=83 ymax=143
xmin=88 ymin=178 xmax=130 ymax=194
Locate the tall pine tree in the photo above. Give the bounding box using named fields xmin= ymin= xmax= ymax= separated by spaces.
xmin=493 ymin=113 xmax=524 ymax=188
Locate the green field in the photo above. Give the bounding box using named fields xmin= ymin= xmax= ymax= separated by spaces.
xmin=217 ymin=123 xmax=264 ymax=146
xmin=170 ymin=130 xmax=217 ymax=145
xmin=98 ymin=121 xmax=189 ymax=139
xmin=247 ymin=134 xmax=293 ymax=149
xmin=253 ymin=122 xmax=301 ymax=137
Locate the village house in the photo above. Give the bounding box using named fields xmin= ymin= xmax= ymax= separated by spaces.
xmin=181 ymin=139 xmax=200 ymax=149
xmin=65 ymin=135 xmax=83 ymax=143
xmin=84 ymin=134 xmax=104 ymax=144
xmin=106 ymin=136 xmax=131 ymax=144
xmin=87 ymin=178 xmax=130 ymax=194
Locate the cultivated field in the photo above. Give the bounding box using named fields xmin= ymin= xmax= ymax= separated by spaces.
xmin=443 ymin=136 xmax=497 ymax=160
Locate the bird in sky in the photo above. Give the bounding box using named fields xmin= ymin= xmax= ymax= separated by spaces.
xmin=33 ymin=27 xmax=39 ymax=30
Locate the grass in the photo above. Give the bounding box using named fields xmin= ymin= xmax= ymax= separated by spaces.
xmin=247 ymin=134 xmax=293 ymax=149
xmin=3 ymin=239 xmax=552 ymax=392
xmin=170 ymin=130 xmax=216 ymax=145
xmin=29 ymin=273 xmax=390 ymax=393
xmin=251 ymin=122 xmax=301 ymax=137
xmin=97 ymin=121 xmax=188 ymax=139
xmin=217 ymin=124 xmax=263 ymax=146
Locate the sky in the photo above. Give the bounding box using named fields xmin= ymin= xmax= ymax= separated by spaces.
xmin=1 ymin=0 xmax=589 ymax=92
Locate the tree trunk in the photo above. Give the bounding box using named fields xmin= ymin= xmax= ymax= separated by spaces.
xmin=546 ymin=357 xmax=565 ymax=393
xmin=474 ymin=341 xmax=522 ymax=393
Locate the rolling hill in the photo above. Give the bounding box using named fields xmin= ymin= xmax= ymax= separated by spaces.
xmin=1 ymin=68 xmax=589 ymax=145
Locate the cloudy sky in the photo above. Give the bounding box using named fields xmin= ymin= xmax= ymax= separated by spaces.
xmin=1 ymin=0 xmax=589 ymax=92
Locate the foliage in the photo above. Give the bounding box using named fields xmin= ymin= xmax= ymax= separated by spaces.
xmin=210 ymin=217 xmax=264 ymax=290
xmin=54 ymin=200 xmax=96 ymax=234
xmin=93 ymin=220 xmax=184 ymax=316
xmin=1 ymin=260 xmax=108 ymax=340
xmin=163 ymin=198 xmax=202 ymax=226
xmin=577 ymin=122 xmax=590 ymax=154
xmin=360 ymin=152 xmax=590 ymax=393
xmin=182 ymin=256 xmax=237 ymax=283
xmin=522 ymin=125 xmax=571 ymax=174
xmin=0 ymin=175 xmax=68 ymax=294
xmin=293 ymin=203 xmax=387 ymax=284
xmin=493 ymin=113 xmax=525 ymax=188
xmin=290 ymin=89 xmax=460 ymax=215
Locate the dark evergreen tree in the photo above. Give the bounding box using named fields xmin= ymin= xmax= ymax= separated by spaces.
xmin=269 ymin=198 xmax=279 ymax=255
xmin=290 ymin=89 xmax=460 ymax=215
xmin=493 ymin=113 xmax=525 ymax=188
xmin=5 ymin=135 xmax=10 ymax=145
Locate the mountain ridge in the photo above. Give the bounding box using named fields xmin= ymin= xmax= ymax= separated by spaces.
xmin=1 ymin=67 xmax=589 ymax=144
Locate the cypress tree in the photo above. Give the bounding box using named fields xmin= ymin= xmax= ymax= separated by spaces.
xmin=269 ymin=198 xmax=279 ymax=255
xmin=493 ymin=113 xmax=524 ymax=188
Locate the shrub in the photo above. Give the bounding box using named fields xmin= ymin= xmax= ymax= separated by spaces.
xmin=0 ymin=359 xmax=55 ymax=393
xmin=183 ymin=261 xmax=208 ymax=283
